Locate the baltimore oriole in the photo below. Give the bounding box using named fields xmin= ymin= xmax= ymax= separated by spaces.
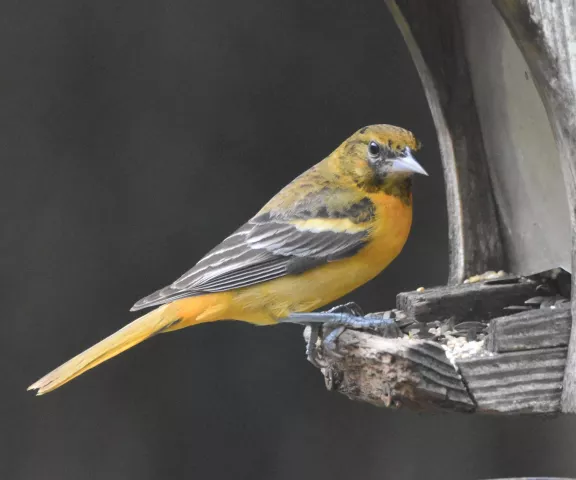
xmin=29 ymin=124 xmax=427 ymax=395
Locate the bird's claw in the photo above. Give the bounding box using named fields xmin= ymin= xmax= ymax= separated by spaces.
xmin=307 ymin=302 xmax=364 ymax=366
xmin=322 ymin=326 xmax=346 ymax=358
xmin=363 ymin=311 xmax=403 ymax=338
xmin=306 ymin=324 xmax=346 ymax=368
xmin=282 ymin=303 xmax=400 ymax=367
xmin=305 ymin=325 xmax=326 ymax=368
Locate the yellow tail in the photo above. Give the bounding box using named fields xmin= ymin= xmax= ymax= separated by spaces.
xmin=28 ymin=304 xmax=182 ymax=395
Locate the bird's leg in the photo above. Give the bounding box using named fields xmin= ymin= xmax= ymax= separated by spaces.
xmin=322 ymin=326 xmax=346 ymax=358
xmin=282 ymin=304 xmax=400 ymax=331
xmin=281 ymin=302 xmax=363 ymax=366
xmin=316 ymin=303 xmax=364 ymax=363
xmin=280 ymin=302 xmax=401 ymax=364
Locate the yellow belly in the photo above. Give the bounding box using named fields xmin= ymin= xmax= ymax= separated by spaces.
xmin=229 ymin=193 xmax=413 ymax=324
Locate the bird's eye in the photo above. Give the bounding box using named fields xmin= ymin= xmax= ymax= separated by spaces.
xmin=368 ymin=141 xmax=380 ymax=157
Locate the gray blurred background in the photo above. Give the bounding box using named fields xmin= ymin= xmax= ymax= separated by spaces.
xmin=2 ymin=0 xmax=576 ymax=479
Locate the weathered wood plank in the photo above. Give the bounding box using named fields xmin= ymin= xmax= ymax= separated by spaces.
xmin=384 ymin=0 xmax=504 ymax=284
xmin=304 ymin=306 xmax=569 ymax=414
xmin=493 ymin=0 xmax=576 ymax=413
xmin=487 ymin=306 xmax=571 ymax=353
xmin=396 ymin=279 xmax=537 ymax=325
xmin=457 ymin=347 xmax=567 ymax=414
xmin=305 ymin=324 xmax=567 ymax=414
xmin=459 ymin=0 xmax=572 ymax=276
xmin=304 ymin=327 xmax=475 ymax=412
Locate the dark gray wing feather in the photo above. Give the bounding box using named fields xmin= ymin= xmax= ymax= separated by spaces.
xmin=131 ymin=199 xmax=373 ymax=312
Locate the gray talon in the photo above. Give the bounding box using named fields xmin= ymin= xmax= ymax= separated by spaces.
xmin=306 ymin=325 xmax=321 ymax=367
xmin=322 ymin=326 xmax=346 ymax=359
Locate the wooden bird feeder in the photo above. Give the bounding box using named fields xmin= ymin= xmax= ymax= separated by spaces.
xmin=306 ymin=0 xmax=576 ymax=415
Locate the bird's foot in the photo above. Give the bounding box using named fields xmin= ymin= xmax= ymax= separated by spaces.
xmin=280 ymin=302 xmax=401 ymax=367
xmin=305 ymin=325 xmax=323 ymax=368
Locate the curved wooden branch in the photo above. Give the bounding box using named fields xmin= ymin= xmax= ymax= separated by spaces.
xmin=384 ymin=0 xmax=505 ymax=284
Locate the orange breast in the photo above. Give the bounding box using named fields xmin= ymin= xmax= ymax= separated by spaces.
xmin=227 ymin=192 xmax=413 ymax=324
xmin=364 ymin=191 xmax=413 ymax=266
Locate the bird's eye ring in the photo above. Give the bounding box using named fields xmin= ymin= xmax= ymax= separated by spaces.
xmin=368 ymin=141 xmax=380 ymax=157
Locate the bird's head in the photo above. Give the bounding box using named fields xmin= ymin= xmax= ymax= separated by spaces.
xmin=333 ymin=124 xmax=427 ymax=195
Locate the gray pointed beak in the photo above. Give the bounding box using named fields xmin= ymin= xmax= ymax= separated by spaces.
xmin=390 ymin=148 xmax=428 ymax=176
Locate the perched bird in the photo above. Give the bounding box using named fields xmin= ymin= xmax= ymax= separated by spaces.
xmin=28 ymin=124 xmax=427 ymax=395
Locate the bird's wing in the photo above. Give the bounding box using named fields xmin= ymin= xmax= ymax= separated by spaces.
xmin=131 ymin=190 xmax=375 ymax=311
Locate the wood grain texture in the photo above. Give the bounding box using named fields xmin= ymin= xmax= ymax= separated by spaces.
xmin=457 ymin=347 xmax=566 ymax=413
xmin=493 ymin=0 xmax=576 ymax=413
xmin=305 ymin=323 xmax=568 ymax=414
xmin=487 ymin=307 xmax=571 ymax=353
xmin=304 ymin=328 xmax=475 ymax=412
xmin=396 ymin=280 xmax=537 ymax=325
xmin=304 ymin=280 xmax=572 ymax=414
xmin=305 ymin=287 xmax=571 ymax=414
xmin=385 ymin=0 xmax=504 ymax=284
